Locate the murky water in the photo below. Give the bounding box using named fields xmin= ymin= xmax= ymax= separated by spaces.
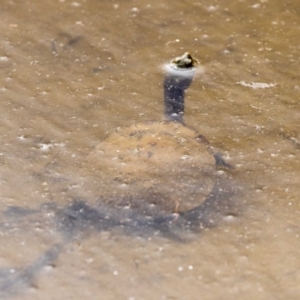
xmin=0 ymin=0 xmax=299 ymax=299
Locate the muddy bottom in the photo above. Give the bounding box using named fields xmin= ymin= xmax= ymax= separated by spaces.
xmin=0 ymin=0 xmax=300 ymax=299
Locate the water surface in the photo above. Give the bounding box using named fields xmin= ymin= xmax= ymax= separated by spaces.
xmin=0 ymin=0 xmax=300 ymax=299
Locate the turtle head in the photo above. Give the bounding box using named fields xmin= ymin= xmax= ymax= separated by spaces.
xmin=171 ymin=52 xmax=198 ymax=69
xmin=164 ymin=53 xmax=197 ymax=123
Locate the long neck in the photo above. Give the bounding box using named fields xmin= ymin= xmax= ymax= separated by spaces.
xmin=163 ymin=69 xmax=195 ymax=123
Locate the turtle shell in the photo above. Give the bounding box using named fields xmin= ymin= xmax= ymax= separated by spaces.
xmin=80 ymin=121 xmax=216 ymax=216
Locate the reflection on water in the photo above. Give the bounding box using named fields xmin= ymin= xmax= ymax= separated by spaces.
xmin=0 ymin=0 xmax=300 ymax=299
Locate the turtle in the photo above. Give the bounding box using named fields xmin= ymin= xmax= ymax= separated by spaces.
xmin=80 ymin=53 xmax=220 ymax=218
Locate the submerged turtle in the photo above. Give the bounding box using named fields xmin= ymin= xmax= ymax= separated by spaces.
xmin=81 ymin=53 xmax=219 ymax=218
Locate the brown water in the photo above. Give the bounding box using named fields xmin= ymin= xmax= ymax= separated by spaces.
xmin=0 ymin=0 xmax=300 ymax=299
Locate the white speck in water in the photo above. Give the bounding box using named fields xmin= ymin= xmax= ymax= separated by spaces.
xmin=131 ymin=7 xmax=139 ymax=12
xmin=224 ymin=214 xmax=236 ymax=222
xmin=181 ymin=155 xmax=190 ymax=160
xmin=178 ymin=266 xmax=183 ymax=272
xmin=44 ymin=265 xmax=55 ymax=272
xmin=113 ymin=270 xmax=118 ymax=276
xmin=71 ymin=2 xmax=81 ymax=7
xmin=251 ymin=3 xmax=260 ymax=8
xmin=255 ymin=125 xmax=264 ymax=131
xmin=34 ymin=226 xmax=43 ymax=233
xmin=113 ymin=4 xmax=119 ymax=9
xmin=17 ymin=135 xmax=26 ymax=140
xmin=188 ymin=265 xmax=194 ymax=270
xmin=237 ymin=81 xmax=276 ymax=89
xmin=0 ymin=56 xmax=9 ymax=61
xmin=68 ymin=183 xmax=81 ymax=190
xmin=10 ymin=269 xmax=16 ymax=274
xmin=207 ymin=5 xmax=218 ymax=12
xmin=39 ymin=143 xmax=53 ymax=151
xmin=166 ymin=39 xmax=180 ymax=46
